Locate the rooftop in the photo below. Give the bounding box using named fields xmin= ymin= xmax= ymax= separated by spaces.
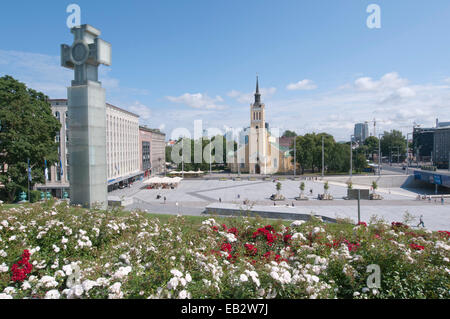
xmin=139 ymin=125 xmax=165 ymax=136
xmin=48 ymin=99 xmax=140 ymax=118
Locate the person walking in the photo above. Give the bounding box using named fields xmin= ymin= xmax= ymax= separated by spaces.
xmin=164 ymin=196 xmax=166 ymax=204
xmin=441 ymin=196 xmax=445 ymax=205
xmin=219 ymin=197 xmax=222 ymax=203
xmin=417 ymin=215 xmax=425 ymax=228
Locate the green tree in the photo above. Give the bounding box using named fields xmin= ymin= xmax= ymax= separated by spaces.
xmin=300 ymin=182 xmax=305 ymax=192
xmin=292 ymin=133 xmax=352 ymax=174
xmin=282 ymin=130 xmax=297 ymax=138
xmin=165 ymin=145 xmax=173 ymax=163
xmin=176 ymin=135 xmax=236 ymax=172
xmin=364 ymin=136 xmax=379 ymax=160
xmin=0 ymin=76 xmax=61 ymax=202
xmin=372 ymin=181 xmax=378 ymax=193
xmin=380 ymin=130 xmax=406 ymax=163
xmin=293 ymin=134 xmax=315 ymax=174
xmin=354 ymin=152 xmax=368 ymax=173
xmin=313 ymin=133 xmax=334 ymax=173
xmin=276 ymin=182 xmax=282 ymax=195
xmin=328 ymin=143 xmax=350 ymax=173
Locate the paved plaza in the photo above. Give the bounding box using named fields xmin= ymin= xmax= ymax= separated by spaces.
xmin=117 ymin=177 xmax=450 ymax=231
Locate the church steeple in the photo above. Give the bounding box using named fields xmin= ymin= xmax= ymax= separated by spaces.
xmin=254 ymin=75 xmax=261 ymax=104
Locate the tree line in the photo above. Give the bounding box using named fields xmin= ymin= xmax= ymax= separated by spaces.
xmin=286 ymin=129 xmax=407 ymax=175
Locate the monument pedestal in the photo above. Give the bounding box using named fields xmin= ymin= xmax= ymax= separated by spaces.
xmin=68 ymin=81 xmax=107 ymax=209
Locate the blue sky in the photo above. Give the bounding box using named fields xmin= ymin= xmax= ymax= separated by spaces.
xmin=1 ymin=0 xmax=450 ymax=141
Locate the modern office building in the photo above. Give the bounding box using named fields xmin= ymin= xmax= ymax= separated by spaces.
xmin=433 ymin=127 xmax=450 ymax=168
xmin=36 ymin=99 xmax=143 ymax=196
xmin=413 ymin=127 xmax=435 ymax=162
xmin=412 ymin=119 xmax=450 ymax=167
xmin=354 ymin=122 xmax=369 ymax=143
xmin=139 ymin=126 xmax=166 ymax=177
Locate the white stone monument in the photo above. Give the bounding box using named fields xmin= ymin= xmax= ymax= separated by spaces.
xmin=61 ymin=24 xmax=111 ymax=209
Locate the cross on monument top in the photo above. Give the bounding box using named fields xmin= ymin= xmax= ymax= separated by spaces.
xmin=61 ymin=24 xmax=111 ymax=86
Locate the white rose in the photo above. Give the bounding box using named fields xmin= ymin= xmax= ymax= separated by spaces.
xmin=45 ymin=290 xmax=61 ymax=299
xmin=239 ymin=274 xmax=248 ymax=282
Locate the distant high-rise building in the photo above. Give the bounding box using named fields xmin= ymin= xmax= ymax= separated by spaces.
xmin=354 ymin=122 xmax=369 ymax=143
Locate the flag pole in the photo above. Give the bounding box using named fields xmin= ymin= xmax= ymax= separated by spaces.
xmin=27 ymin=158 xmax=30 ymax=203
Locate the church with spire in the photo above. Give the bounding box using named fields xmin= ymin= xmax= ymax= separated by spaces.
xmin=230 ymin=77 xmax=295 ymax=175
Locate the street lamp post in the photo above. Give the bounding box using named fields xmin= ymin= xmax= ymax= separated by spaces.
xmin=237 ymin=143 xmax=241 ymax=177
xmin=209 ymin=138 xmax=212 ymax=176
xmin=181 ymin=138 xmax=184 ymax=179
xmin=322 ymin=135 xmax=324 ymax=178
xmin=378 ymin=133 xmax=384 ymax=176
xmin=294 ymin=138 xmax=296 ymax=177
xmin=389 ymin=146 xmax=392 ymax=166
xmin=350 ymin=135 xmax=354 ymax=178
xmin=406 ymin=132 xmax=413 ymax=175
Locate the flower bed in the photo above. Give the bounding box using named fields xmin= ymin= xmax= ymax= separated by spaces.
xmin=0 ymin=202 xmax=449 ymax=299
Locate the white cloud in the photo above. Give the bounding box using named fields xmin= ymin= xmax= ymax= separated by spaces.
xmin=286 ymin=79 xmax=317 ymax=91
xmin=354 ymin=72 xmax=408 ymax=91
xmin=127 ymin=101 xmax=152 ymax=122
xmin=227 ymin=87 xmax=277 ymax=104
xmin=0 ymin=49 xmax=146 ymax=100
xmin=166 ymin=93 xmax=226 ymax=110
xmin=265 ymin=73 xmax=450 ymax=141
xmin=0 ymin=49 xmax=72 ymax=97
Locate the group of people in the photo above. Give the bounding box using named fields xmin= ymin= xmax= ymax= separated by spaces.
xmin=156 ymin=194 xmax=167 ymax=203
xmin=416 ymin=194 xmax=446 ymax=205
xmin=301 ymin=176 xmax=319 ymax=181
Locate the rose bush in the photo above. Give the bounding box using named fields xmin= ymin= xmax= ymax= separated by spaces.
xmin=0 ymin=201 xmax=448 ymax=299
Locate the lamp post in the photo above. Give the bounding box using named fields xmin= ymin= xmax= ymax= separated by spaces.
xmin=209 ymin=137 xmax=212 ymax=176
xmin=293 ymin=137 xmax=296 ymax=177
xmin=406 ymin=132 xmax=413 ymax=175
xmin=350 ymin=135 xmax=354 ymax=178
xmin=322 ymin=135 xmax=324 ymax=178
xmin=378 ymin=133 xmax=384 ymax=176
xmin=237 ymin=141 xmax=241 ymax=177
xmin=181 ymin=138 xmax=184 ymax=179
xmin=415 ymin=145 xmax=419 ymax=168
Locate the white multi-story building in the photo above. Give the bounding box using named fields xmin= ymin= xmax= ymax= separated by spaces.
xmin=36 ymin=99 xmax=142 ymax=196
xmin=106 ymin=103 xmax=141 ymax=188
